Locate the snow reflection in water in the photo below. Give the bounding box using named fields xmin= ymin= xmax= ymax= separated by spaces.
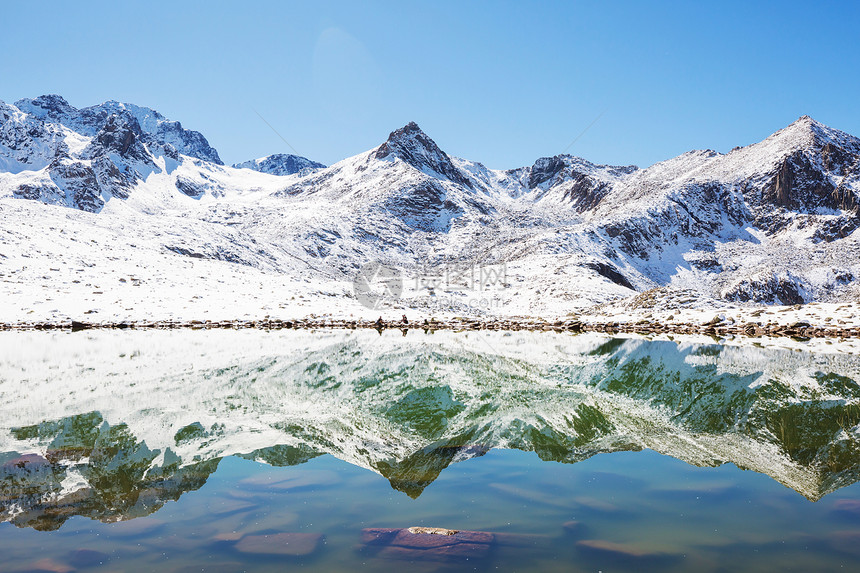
xmin=1 ymin=329 xmax=860 ymax=571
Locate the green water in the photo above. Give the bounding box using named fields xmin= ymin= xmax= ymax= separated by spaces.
xmin=1 ymin=330 xmax=860 ymax=572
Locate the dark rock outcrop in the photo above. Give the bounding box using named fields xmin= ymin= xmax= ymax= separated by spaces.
xmin=722 ymin=274 xmax=808 ymax=305
xmin=88 ymin=112 xmax=149 ymax=162
xmin=585 ymin=261 xmax=635 ymax=289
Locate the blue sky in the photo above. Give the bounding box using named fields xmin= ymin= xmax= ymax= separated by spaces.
xmin=2 ymin=1 xmax=858 ymax=169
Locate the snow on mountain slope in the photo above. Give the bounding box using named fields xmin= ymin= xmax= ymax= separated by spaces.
xmin=591 ymin=116 xmax=860 ymax=222
xmin=248 ymin=123 xmax=533 ymax=282
xmin=276 ymin=122 xmax=501 ymax=228
xmin=1 ymin=95 xmax=859 ymax=322
xmin=233 ymin=153 xmax=325 ymax=176
xmin=578 ymin=116 xmax=860 ymax=303
xmin=508 ymin=155 xmax=638 ymax=208
xmin=0 ymin=196 xmax=358 ymax=325
xmin=260 ymin=116 xmax=859 ymax=311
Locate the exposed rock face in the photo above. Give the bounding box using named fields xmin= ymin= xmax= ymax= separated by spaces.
xmin=88 ymin=112 xmax=149 ymax=162
xmin=175 ymin=176 xmax=205 ymax=198
xmin=14 ymin=94 xmax=76 ymax=118
xmin=738 ymin=118 xmax=860 ymax=242
xmin=275 ymin=122 xmax=492 ymax=235
xmin=47 ymin=159 xmax=105 ymax=212
xmin=561 ymin=175 xmax=612 ymax=211
xmin=501 ymin=155 xmax=637 ymax=212
xmin=0 ymin=100 xmax=69 ymax=172
xmin=383 ymin=183 xmax=464 ymax=233
xmin=584 ymin=261 xmax=635 ymax=290
xmin=766 ymin=151 xmax=838 ymax=211
xmin=527 ymin=156 xmax=567 ymax=188
xmin=722 ymin=273 xmax=808 ymax=305
xmin=769 ymin=155 xmax=795 ymax=208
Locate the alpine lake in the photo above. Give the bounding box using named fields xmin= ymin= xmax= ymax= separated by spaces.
xmin=2 ymin=328 xmax=860 ymax=573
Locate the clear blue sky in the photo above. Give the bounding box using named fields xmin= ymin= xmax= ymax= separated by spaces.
xmin=2 ymin=1 xmax=858 ymax=169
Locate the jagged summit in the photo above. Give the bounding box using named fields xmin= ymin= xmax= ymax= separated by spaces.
xmin=787 ymin=115 xmax=834 ymax=134
xmin=0 ymin=95 xmax=268 ymax=211
xmin=379 ymin=121 xmax=425 ymax=145
xmin=374 ymin=121 xmax=472 ymax=188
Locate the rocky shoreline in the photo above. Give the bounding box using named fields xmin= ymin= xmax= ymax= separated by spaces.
xmin=1 ymin=315 xmax=858 ymax=339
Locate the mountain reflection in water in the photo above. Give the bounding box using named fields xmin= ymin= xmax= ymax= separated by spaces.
xmin=1 ymin=329 xmax=859 ymax=530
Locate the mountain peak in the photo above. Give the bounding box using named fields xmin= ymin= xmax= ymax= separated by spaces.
xmin=781 ymin=115 xmax=855 ymax=142
xmin=14 ymin=94 xmax=75 ymax=118
xmin=392 ymin=121 xmax=422 ymax=136
xmin=523 ymin=154 xmax=639 ymax=191
xmin=794 ymin=114 xmax=824 ymax=127
xmin=233 ymin=153 xmax=325 ymax=176
xmin=374 ymin=122 xmax=472 ymax=187
xmin=787 ymin=114 xmax=824 ymax=132
xmin=769 ymin=115 xmax=860 ymax=155
xmin=378 ymin=121 xmax=435 ymax=153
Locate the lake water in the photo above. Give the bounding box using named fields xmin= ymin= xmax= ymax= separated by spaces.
xmin=2 ymin=329 xmax=860 ymax=572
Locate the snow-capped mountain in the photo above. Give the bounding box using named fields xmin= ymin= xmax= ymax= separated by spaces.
xmin=233 ymin=153 xmax=325 ymax=176
xmin=1 ymin=95 xmax=859 ymax=322
xmin=276 ymin=121 xmax=503 ymax=234
xmin=0 ymin=95 xmax=284 ymax=213
xmin=13 ymin=94 xmax=222 ymax=164
xmin=2 ymin=330 xmax=859 ymax=528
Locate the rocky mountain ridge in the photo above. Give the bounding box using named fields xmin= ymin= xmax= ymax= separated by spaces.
xmin=1 ymin=95 xmax=859 ymax=319
xmin=13 ymin=94 xmax=222 ymax=164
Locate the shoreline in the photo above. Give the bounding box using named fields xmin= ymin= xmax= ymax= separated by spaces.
xmin=1 ymin=316 xmax=858 ymax=339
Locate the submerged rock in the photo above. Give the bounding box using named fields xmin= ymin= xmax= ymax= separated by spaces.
xmin=562 ymin=520 xmax=587 ymax=537
xmin=23 ymin=558 xmax=74 ymax=573
xmin=359 ymin=527 xmax=494 ymax=562
xmin=68 ymin=549 xmax=109 ymax=567
xmin=391 ymin=528 xmax=492 ymax=548
xmin=235 ymin=532 xmax=323 ymax=556
xmin=576 ymin=539 xmax=677 ymax=564
xmin=829 ymin=531 xmax=860 ymax=557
